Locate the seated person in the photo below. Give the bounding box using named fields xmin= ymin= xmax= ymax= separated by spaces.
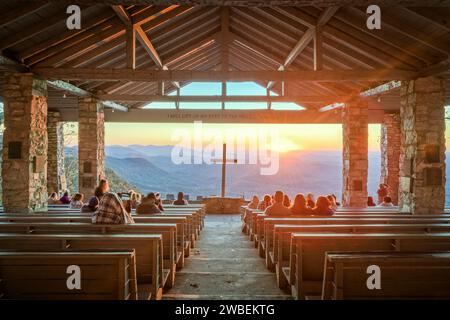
xmin=264 ymin=191 xmax=292 ymax=216
xmin=92 ymin=193 xmax=134 ymax=224
xmin=247 ymin=195 xmax=260 ymax=209
xmin=379 ymin=196 xmax=394 ymax=207
xmin=130 ymin=191 xmax=141 ymax=209
xmin=81 ymin=196 xmax=99 ymax=213
xmin=311 ymin=196 xmax=335 ymax=216
xmin=59 ymin=191 xmax=71 ymax=205
xmin=173 ymin=192 xmax=188 ymax=205
xmin=367 ymin=196 xmax=376 ymax=207
xmin=306 ymin=193 xmax=315 ymax=208
xmin=137 ymin=192 xmax=162 ymax=214
xmin=70 ymin=193 xmax=84 ymax=209
xmin=48 ymin=192 xmax=61 ymax=205
xmin=155 ymin=192 xmax=164 ymax=211
xmin=290 ymin=193 xmax=311 ymax=215
xmin=258 ymin=194 xmax=272 ymax=210
xmin=327 ymin=194 xmax=338 ymax=210
xmin=283 ymin=194 xmax=291 ymax=208
xmin=94 ymin=179 xmax=109 ymax=199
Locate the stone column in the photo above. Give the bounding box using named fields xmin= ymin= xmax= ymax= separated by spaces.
xmin=342 ymin=98 xmax=368 ymax=207
xmin=380 ymin=113 xmax=401 ymax=205
xmin=78 ymin=97 xmax=105 ymax=198
xmin=399 ymin=76 xmax=446 ymax=214
xmin=2 ymin=73 xmax=48 ymax=212
xmin=47 ymin=110 xmax=67 ymax=194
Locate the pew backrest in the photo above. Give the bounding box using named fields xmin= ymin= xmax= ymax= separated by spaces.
xmin=0 ymin=233 xmax=163 ymax=299
xmin=0 ymin=249 xmax=137 ymax=300
xmin=289 ymin=232 xmax=450 ymax=299
xmin=322 ymin=251 xmax=450 ymax=299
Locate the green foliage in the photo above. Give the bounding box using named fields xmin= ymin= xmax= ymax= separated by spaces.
xmin=63 ymin=150 xmax=140 ymax=195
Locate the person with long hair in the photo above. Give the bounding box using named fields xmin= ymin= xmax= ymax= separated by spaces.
xmin=311 ymin=196 xmax=335 ymax=216
xmin=327 ymin=194 xmax=338 ymax=210
xmin=48 ymin=192 xmax=61 ymax=205
xmin=283 ymin=194 xmax=291 ymax=208
xmin=264 ymin=191 xmax=291 ymax=216
xmin=95 ymin=179 xmax=109 ymax=199
xmin=247 ymin=195 xmax=260 ymax=209
xmin=290 ymin=193 xmax=311 ymax=215
xmin=306 ymin=193 xmax=315 ymax=208
xmin=258 ymin=194 xmax=272 ymax=210
xmin=92 ymin=193 xmax=134 ymax=224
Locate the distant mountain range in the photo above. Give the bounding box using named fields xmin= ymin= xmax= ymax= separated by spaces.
xmin=65 ymin=145 xmax=450 ymax=204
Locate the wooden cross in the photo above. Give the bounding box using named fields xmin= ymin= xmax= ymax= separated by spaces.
xmin=212 ymin=143 xmax=237 ymax=198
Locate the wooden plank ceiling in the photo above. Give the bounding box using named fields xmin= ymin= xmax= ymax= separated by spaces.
xmin=0 ymin=1 xmax=449 ymax=113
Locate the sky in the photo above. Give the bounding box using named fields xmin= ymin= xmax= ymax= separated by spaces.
xmin=103 ymin=82 xmax=382 ymax=151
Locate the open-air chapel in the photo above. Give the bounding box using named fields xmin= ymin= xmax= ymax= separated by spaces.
xmin=0 ymin=0 xmax=450 ymax=300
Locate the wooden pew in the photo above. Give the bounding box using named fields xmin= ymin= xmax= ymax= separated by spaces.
xmin=270 ymin=223 xmax=450 ymax=288
xmin=0 ymin=249 xmax=138 ymax=300
xmin=0 ymin=214 xmax=192 ymax=257
xmin=261 ymin=216 xmax=450 ymax=259
xmin=0 ymin=233 xmax=164 ymax=300
xmin=322 ymin=251 xmax=450 ymax=299
xmin=0 ymin=222 xmax=179 ymax=288
xmin=288 ymin=233 xmax=450 ymax=299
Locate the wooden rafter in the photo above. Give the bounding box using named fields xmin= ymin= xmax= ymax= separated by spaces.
xmin=267 ymin=6 xmax=339 ymax=90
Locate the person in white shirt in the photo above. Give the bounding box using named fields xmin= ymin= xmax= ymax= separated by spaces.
xmin=264 ymin=191 xmax=292 ymax=216
xmin=379 ymin=196 xmax=394 ymax=207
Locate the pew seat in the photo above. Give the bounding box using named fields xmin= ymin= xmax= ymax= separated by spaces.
xmin=0 ymin=233 xmax=165 ymax=300
xmin=0 ymin=222 xmax=179 ymax=288
xmin=0 ymin=249 xmax=138 ymax=300
xmin=322 ymin=251 xmax=450 ymax=299
xmin=288 ymin=232 xmax=450 ymax=299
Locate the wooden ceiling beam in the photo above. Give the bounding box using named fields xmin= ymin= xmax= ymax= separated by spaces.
xmin=32 ymin=67 xmax=418 ymax=82
xmin=0 ymin=1 xmax=47 ymax=28
xmin=96 ymin=94 xmax=341 ymax=104
xmin=267 ymin=6 xmax=338 ymax=89
xmin=37 ymin=1 xmax=450 ymax=6
xmin=111 ymin=5 xmax=132 ymax=26
xmin=0 ymin=11 xmax=69 ymax=51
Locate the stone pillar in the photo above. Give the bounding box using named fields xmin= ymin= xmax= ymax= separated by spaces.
xmin=78 ymin=97 xmax=105 ymax=198
xmin=1 ymin=73 xmax=48 ymax=212
xmin=380 ymin=113 xmax=401 ymax=205
xmin=399 ymin=76 xmax=446 ymax=214
xmin=47 ymin=110 xmax=67 ymax=194
xmin=342 ymin=98 xmax=368 ymax=207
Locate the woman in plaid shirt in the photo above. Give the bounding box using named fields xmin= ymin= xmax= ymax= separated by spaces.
xmin=92 ymin=192 xmax=135 ymax=224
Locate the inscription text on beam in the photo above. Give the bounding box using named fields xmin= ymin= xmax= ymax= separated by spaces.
xmin=212 ymin=144 xmax=237 ymax=198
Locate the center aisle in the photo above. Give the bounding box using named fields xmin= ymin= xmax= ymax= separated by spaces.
xmin=163 ymin=214 xmax=291 ymax=300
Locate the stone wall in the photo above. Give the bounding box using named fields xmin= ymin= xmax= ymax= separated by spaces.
xmin=380 ymin=113 xmax=401 ymax=205
xmin=47 ymin=110 xmax=67 ymax=194
xmin=342 ymin=99 xmax=368 ymax=207
xmin=204 ymin=197 xmax=246 ymax=214
xmin=399 ymin=76 xmax=446 ymax=214
xmin=2 ymin=73 xmax=48 ymax=212
xmin=78 ymin=97 xmax=105 ymax=198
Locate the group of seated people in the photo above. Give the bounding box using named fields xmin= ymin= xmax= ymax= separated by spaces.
xmin=47 ymin=181 xmax=190 ymax=224
xmin=248 ymin=191 xmax=339 ymax=216
xmin=367 ymin=183 xmax=395 ymax=207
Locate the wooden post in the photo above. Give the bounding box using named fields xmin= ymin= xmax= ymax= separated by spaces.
xmin=221 ymin=143 xmax=226 ymax=198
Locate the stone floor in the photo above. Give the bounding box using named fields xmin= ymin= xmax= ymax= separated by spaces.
xmin=163 ymin=214 xmax=291 ymax=300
